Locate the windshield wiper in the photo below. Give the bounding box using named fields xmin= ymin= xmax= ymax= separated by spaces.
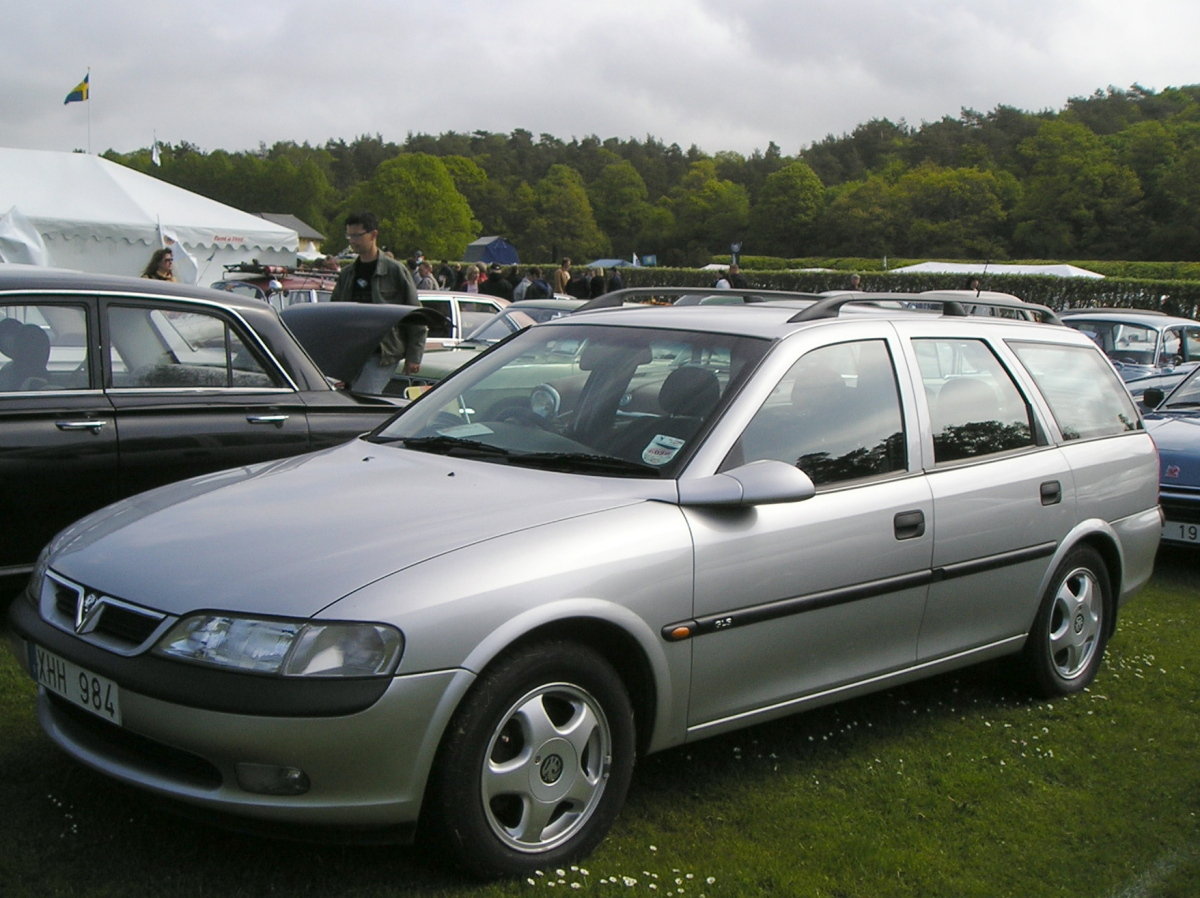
xmin=507 ymin=452 xmax=660 ymax=476
xmin=395 ymin=437 xmax=658 ymax=476
xmin=397 ymin=435 xmax=516 ymax=459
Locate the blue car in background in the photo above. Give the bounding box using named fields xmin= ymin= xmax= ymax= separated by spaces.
xmin=1061 ymin=308 xmax=1200 ymax=404
xmin=1142 ymin=366 xmax=1200 ymax=547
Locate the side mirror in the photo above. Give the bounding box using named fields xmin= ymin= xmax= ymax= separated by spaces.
xmin=1141 ymin=388 xmax=1165 ymax=410
xmin=675 ymin=460 xmax=816 ymax=507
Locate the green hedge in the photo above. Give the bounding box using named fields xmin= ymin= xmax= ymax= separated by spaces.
xmin=616 ymin=266 xmax=1200 ymax=318
xmin=705 ymin=256 xmax=1200 ymax=282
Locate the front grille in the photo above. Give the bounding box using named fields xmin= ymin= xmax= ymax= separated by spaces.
xmin=43 ymin=572 xmax=169 ymax=654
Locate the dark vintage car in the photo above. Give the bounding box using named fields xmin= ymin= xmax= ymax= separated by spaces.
xmin=0 ymin=266 xmax=442 ymax=594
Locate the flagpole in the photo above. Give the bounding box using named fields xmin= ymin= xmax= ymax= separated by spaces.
xmin=86 ymin=67 xmax=91 ymax=154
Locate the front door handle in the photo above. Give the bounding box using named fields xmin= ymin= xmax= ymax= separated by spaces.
xmin=894 ymin=510 xmax=926 ymax=540
xmin=1040 ymin=480 xmax=1062 ymax=506
xmin=55 ymin=419 xmax=107 ymax=432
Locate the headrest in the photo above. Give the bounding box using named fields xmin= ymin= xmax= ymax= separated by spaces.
xmin=659 ymin=366 xmax=720 ymax=417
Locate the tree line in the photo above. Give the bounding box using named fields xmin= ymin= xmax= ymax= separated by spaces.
xmin=103 ymin=83 xmax=1200 ymax=266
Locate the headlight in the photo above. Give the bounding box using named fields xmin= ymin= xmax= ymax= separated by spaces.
xmin=154 ymin=615 xmax=403 ymax=677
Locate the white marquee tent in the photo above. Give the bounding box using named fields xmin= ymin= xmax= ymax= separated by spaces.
xmin=889 ymin=261 xmax=1104 ymax=279
xmin=0 ymin=147 xmax=297 ymax=284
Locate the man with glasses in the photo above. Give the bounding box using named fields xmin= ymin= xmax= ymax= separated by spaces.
xmin=331 ymin=211 xmax=426 ymax=393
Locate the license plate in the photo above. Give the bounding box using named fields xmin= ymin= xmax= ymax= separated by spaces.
xmin=30 ymin=644 xmax=122 ymax=725
xmin=1162 ymin=520 xmax=1200 ymax=544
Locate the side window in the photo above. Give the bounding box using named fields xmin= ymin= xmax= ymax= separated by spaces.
xmin=729 ymin=340 xmax=906 ymax=485
xmin=1161 ymin=328 xmax=1182 ymax=365
xmin=915 ymin=338 xmax=1036 ymax=463
xmin=1009 ymin=341 xmax=1139 ymax=440
xmin=460 ymin=300 xmax=503 ymax=335
xmin=0 ymin=302 xmax=91 ymax=391
xmin=107 ymin=305 xmax=279 ymax=389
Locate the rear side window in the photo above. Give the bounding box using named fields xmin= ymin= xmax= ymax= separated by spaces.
xmin=0 ymin=301 xmax=91 ymax=391
xmin=1009 ymin=341 xmax=1140 ymax=440
xmin=914 ymin=338 xmax=1036 ymax=463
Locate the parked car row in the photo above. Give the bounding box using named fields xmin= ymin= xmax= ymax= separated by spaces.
xmin=8 ymin=285 xmax=1163 ymax=876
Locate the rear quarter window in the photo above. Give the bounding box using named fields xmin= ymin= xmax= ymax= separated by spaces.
xmin=1009 ymin=341 xmax=1140 ymax=440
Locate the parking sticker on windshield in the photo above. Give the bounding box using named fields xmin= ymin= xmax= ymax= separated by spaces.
xmin=642 ymin=434 xmax=685 ymax=466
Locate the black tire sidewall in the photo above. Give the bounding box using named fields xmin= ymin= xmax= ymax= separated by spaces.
xmin=423 ymin=641 xmax=635 ymax=879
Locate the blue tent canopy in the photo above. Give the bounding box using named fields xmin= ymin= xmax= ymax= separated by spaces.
xmin=463 ymin=236 xmax=519 ymax=265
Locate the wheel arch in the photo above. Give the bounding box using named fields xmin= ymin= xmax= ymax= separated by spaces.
xmin=466 ymin=615 xmax=662 ymax=756
xmin=1045 ymin=523 xmax=1125 ymax=637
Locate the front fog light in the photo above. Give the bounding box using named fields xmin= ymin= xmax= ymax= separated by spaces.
xmin=235 ymin=762 xmax=310 ymax=795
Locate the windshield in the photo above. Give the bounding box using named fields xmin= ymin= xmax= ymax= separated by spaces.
xmin=1163 ymin=368 xmax=1200 ymax=409
xmin=1070 ymin=320 xmax=1160 ymax=366
xmin=375 ymin=322 xmax=769 ymax=477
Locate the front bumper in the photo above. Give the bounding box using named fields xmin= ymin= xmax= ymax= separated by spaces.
xmin=7 ymin=599 xmax=473 ymax=831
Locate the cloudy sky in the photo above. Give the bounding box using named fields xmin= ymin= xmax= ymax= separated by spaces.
xmin=6 ymin=0 xmax=1200 ymax=160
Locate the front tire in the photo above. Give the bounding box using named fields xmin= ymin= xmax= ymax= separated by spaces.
xmin=423 ymin=641 xmax=635 ymax=878
xmin=1020 ymin=546 xmax=1111 ymax=697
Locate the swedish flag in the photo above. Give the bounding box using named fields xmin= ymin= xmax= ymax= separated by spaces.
xmin=63 ymin=74 xmax=89 ymax=105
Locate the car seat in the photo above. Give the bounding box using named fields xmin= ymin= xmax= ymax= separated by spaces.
xmin=613 ymin=366 xmax=721 ymax=464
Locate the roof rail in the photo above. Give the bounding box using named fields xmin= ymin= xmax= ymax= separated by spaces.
xmin=786 ymin=293 xmax=973 ymax=321
xmin=787 ymin=293 xmax=1059 ymax=323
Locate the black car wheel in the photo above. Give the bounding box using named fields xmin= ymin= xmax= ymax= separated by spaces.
xmin=1021 ymin=546 xmax=1110 ymax=697
xmin=424 ymin=641 xmax=635 ymax=878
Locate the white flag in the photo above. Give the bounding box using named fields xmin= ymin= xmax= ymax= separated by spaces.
xmin=151 ymin=142 xmax=161 ymax=167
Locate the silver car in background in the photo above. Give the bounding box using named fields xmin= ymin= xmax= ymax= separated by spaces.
xmin=8 ymin=295 xmax=1161 ymax=877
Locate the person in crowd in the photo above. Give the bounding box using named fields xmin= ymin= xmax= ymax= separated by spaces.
xmin=846 ymin=273 xmax=863 ymax=290
xmin=481 ymin=264 xmax=513 ymax=300
xmin=460 ymin=265 xmax=481 ymax=293
xmin=414 ymin=261 xmax=439 ymax=290
xmin=141 ymin=248 xmax=176 ymax=281
xmin=727 ymin=263 xmax=748 ymax=288
xmin=516 ymin=267 xmax=551 ymax=300
xmin=713 ymin=270 xmax=731 ymax=289
xmin=589 ymin=268 xmax=606 ymax=298
xmin=962 ymin=276 xmax=981 ymax=292
xmin=553 ymin=257 xmax=572 ymax=295
xmin=606 ymin=267 xmax=624 ymax=293
xmin=330 ymin=211 xmax=425 ymax=392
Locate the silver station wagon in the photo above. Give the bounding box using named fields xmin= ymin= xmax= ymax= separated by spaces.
xmin=8 ymin=295 xmax=1162 ymax=877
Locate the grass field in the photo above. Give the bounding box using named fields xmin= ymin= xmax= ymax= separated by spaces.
xmin=1 ymin=548 xmax=1196 ymax=897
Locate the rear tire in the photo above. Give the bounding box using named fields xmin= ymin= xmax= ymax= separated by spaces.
xmin=423 ymin=641 xmax=635 ymax=879
xmin=1020 ymin=546 xmax=1111 ymax=697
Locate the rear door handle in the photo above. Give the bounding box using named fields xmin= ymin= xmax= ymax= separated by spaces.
xmin=1040 ymin=481 xmax=1062 ymax=505
xmin=894 ymin=510 xmax=926 ymax=540
xmin=246 ymin=414 xmax=290 ymax=426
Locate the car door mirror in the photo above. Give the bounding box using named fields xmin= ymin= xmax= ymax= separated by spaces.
xmin=676 ymin=460 xmax=816 ymax=507
xmin=1141 ymin=388 xmax=1165 ymax=410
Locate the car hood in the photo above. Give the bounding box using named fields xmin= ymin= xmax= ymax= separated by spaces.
xmin=1144 ymin=413 xmax=1200 ymax=485
xmin=48 ymin=439 xmax=666 ymax=618
xmin=282 ymin=303 xmax=452 ymax=385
